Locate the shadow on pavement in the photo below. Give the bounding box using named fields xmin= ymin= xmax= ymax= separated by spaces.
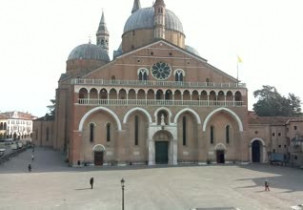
xmin=235 ymin=164 xmax=303 ymax=193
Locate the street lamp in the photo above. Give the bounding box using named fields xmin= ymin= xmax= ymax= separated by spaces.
xmin=121 ymin=178 xmax=125 ymax=210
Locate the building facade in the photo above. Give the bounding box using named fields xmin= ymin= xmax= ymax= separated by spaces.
xmin=0 ymin=111 xmax=36 ymax=140
xmin=34 ymin=0 xmax=303 ymax=167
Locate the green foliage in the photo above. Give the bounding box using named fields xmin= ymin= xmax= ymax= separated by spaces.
xmin=46 ymin=99 xmax=56 ymax=118
xmin=253 ymin=85 xmax=302 ymax=116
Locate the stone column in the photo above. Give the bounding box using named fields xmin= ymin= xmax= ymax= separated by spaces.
xmin=148 ymin=139 xmax=155 ymax=165
xmin=172 ymin=139 xmax=178 ymax=165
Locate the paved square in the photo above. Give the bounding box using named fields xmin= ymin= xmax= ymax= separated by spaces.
xmin=0 ymin=148 xmax=302 ymax=210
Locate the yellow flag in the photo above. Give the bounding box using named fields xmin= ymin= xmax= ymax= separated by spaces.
xmin=237 ymin=56 xmax=242 ymax=63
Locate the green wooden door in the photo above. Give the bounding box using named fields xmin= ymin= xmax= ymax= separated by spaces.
xmin=155 ymin=141 xmax=168 ymax=164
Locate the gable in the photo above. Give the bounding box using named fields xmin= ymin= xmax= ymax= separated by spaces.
xmin=85 ymin=40 xmax=237 ymax=84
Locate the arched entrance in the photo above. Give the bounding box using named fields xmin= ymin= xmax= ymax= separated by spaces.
xmin=216 ymin=150 xmax=225 ymax=164
xmin=153 ymin=131 xmax=172 ymax=164
xmin=93 ymin=144 xmax=105 ymax=166
xmin=252 ymin=141 xmax=261 ymax=163
xmin=215 ymin=143 xmax=226 ymax=164
xmin=249 ymin=138 xmax=266 ymax=163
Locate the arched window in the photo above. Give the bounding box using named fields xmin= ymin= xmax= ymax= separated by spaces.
xmin=89 ymin=123 xmax=95 ymax=143
xmin=175 ymin=69 xmax=184 ymax=82
xmin=135 ymin=116 xmax=139 ymax=146
xmin=226 ymin=125 xmax=230 ymax=144
xmin=210 ymin=126 xmax=214 ymax=144
xmin=4 ymin=123 xmax=7 ymax=130
xmin=183 ymin=116 xmax=187 ymax=146
xmin=0 ymin=123 xmax=3 ymax=130
xmin=156 ymin=90 xmax=163 ymax=100
xmin=106 ymin=123 xmax=111 ymax=142
xmin=138 ymin=68 xmax=148 ymax=81
xmin=165 ymin=90 xmax=172 ymax=100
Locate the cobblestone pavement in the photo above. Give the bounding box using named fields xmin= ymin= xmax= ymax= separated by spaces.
xmin=0 ymin=148 xmax=302 ymax=210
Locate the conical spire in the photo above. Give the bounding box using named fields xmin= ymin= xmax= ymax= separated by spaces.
xmin=96 ymin=10 xmax=109 ymax=53
xmin=97 ymin=11 xmax=109 ymax=35
xmin=131 ymin=0 xmax=141 ymax=13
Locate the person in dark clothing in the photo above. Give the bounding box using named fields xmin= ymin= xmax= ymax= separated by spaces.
xmin=28 ymin=164 xmax=32 ymax=172
xmin=90 ymin=177 xmax=94 ymax=189
xmin=265 ymin=180 xmax=270 ymax=191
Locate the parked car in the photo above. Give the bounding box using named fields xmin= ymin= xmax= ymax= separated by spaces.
xmin=4 ymin=139 xmax=14 ymax=145
xmin=0 ymin=148 xmax=5 ymax=157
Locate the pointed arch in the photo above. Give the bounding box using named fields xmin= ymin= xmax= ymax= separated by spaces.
xmin=123 ymin=107 xmax=152 ymax=124
xmin=154 ymin=107 xmax=173 ymax=124
xmin=203 ymin=107 xmax=243 ymax=132
xmin=79 ymin=107 xmax=122 ymax=131
xmin=174 ymin=108 xmax=201 ymax=124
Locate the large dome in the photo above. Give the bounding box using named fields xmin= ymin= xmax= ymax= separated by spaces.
xmin=123 ymin=7 xmax=184 ymax=34
xmin=68 ymin=44 xmax=110 ymax=61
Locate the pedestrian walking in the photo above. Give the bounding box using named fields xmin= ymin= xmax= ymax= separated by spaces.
xmin=31 ymin=154 xmax=34 ymax=161
xmin=90 ymin=177 xmax=94 ymax=189
xmin=28 ymin=164 xmax=32 ymax=172
xmin=265 ymin=180 xmax=270 ymax=191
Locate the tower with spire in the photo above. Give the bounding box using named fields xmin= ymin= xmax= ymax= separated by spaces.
xmin=132 ymin=0 xmax=141 ymax=13
xmin=96 ymin=11 xmax=109 ymax=53
xmin=153 ymin=0 xmax=166 ymax=39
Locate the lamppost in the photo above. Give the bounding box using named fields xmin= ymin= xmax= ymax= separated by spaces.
xmin=121 ymin=178 xmax=125 ymax=210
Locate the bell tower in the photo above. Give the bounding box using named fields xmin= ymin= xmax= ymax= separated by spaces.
xmin=153 ymin=0 xmax=166 ymax=40
xmin=96 ymin=11 xmax=109 ymax=53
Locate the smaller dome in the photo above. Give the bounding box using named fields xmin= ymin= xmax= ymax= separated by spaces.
xmin=68 ymin=44 xmax=110 ymax=61
xmin=185 ymin=45 xmax=200 ymax=57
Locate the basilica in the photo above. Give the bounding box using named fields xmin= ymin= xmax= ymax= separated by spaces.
xmin=33 ymin=0 xmax=303 ymax=167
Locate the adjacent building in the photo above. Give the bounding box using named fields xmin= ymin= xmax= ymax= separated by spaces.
xmin=0 ymin=111 xmax=36 ymax=140
xmin=33 ymin=0 xmax=303 ymax=167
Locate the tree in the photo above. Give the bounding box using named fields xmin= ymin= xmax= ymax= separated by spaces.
xmin=46 ymin=99 xmax=56 ymax=119
xmin=253 ymin=85 xmax=302 ymax=116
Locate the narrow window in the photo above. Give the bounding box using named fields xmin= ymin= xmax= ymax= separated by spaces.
xmin=89 ymin=123 xmax=94 ymax=143
xmin=135 ymin=116 xmax=139 ymax=146
xmin=294 ymin=126 xmax=297 ymax=130
xmin=183 ymin=116 xmax=187 ymax=146
xmin=106 ymin=123 xmax=111 ymax=142
xmin=143 ymin=72 xmax=148 ymax=81
xmin=46 ymin=127 xmax=49 ymax=142
xmin=226 ymin=125 xmax=230 ymax=144
xmin=210 ymin=126 xmax=214 ymax=144
xmin=139 ymin=72 xmax=143 ymax=81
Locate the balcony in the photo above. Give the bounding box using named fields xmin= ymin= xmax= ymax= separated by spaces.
xmin=71 ymin=79 xmax=246 ymax=89
xmin=77 ymin=99 xmax=245 ymax=107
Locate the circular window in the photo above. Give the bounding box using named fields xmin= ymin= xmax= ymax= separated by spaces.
xmin=151 ymin=62 xmax=171 ymax=80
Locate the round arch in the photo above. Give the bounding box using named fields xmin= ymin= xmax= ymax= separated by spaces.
xmin=173 ymin=108 xmax=201 ymax=124
xmin=93 ymin=144 xmax=106 ymax=151
xmin=154 ymin=107 xmax=173 ymax=124
xmin=249 ymin=138 xmax=266 ymax=163
xmin=123 ymin=107 xmax=152 ymax=124
xmin=215 ymin=143 xmax=227 ymax=151
xmin=79 ymin=107 xmax=122 ymax=131
xmin=203 ymin=108 xmax=243 ymax=132
xmin=249 ymin=138 xmax=266 ymax=146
